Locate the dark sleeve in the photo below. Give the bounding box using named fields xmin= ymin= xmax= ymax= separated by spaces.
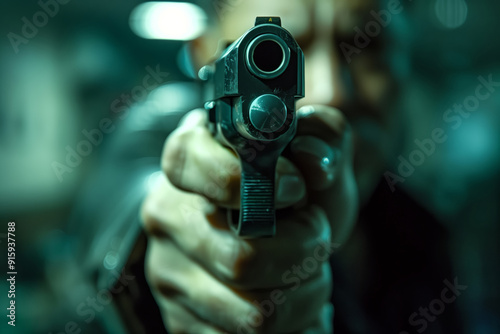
xmin=67 ymin=82 xmax=203 ymax=333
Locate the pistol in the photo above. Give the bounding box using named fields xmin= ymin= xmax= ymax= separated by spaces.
xmin=201 ymin=17 xmax=304 ymax=238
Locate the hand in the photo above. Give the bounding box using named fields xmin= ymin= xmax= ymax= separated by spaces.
xmin=141 ymin=105 xmax=357 ymax=333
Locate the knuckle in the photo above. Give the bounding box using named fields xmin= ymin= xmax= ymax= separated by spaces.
xmin=321 ymin=106 xmax=347 ymax=136
xmin=207 ymin=236 xmax=256 ymax=283
xmin=162 ymin=131 xmax=189 ymax=186
xmin=194 ymin=289 xmax=247 ymax=331
xmin=332 ymin=109 xmax=347 ymax=133
xmin=205 ymin=163 xmax=240 ymax=203
xmin=188 ymin=233 xmax=208 ymax=261
xmin=162 ymin=126 xmax=209 ymax=188
xmin=230 ymin=243 xmax=258 ymax=284
xmin=141 ymin=211 xmax=164 ymax=238
xmin=146 ymin=259 xmax=183 ymax=299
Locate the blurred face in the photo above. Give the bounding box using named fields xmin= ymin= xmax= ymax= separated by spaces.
xmin=196 ymin=0 xmax=398 ymax=201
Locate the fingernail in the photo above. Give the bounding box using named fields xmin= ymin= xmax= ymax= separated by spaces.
xmin=215 ymin=238 xmax=253 ymax=279
xmin=277 ymin=174 xmax=305 ymax=205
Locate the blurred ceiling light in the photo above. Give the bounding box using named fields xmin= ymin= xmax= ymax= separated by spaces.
xmin=435 ymin=0 xmax=468 ymax=29
xmin=129 ymin=2 xmax=208 ymax=40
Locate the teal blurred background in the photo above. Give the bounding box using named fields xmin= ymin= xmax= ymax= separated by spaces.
xmin=0 ymin=0 xmax=499 ymax=333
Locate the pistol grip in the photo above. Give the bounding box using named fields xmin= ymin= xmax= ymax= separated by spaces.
xmin=228 ymin=158 xmax=278 ymax=238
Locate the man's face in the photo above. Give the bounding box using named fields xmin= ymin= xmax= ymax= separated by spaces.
xmin=202 ymin=0 xmax=398 ymax=200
